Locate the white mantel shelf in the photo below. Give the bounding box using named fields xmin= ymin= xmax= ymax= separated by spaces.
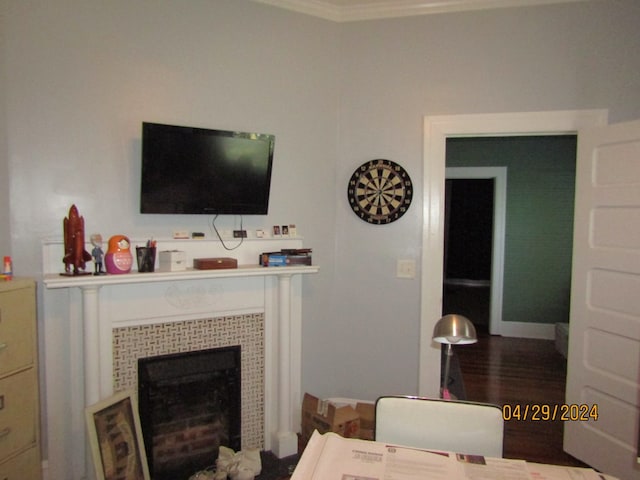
xmin=43 ymin=264 xmax=319 ymax=288
xmin=41 ymin=238 xmax=318 ymax=479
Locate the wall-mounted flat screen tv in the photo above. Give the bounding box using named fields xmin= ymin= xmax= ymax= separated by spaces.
xmin=140 ymin=122 xmax=275 ymax=215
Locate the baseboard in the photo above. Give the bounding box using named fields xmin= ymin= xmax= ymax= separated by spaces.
xmin=499 ymin=321 xmax=556 ymax=340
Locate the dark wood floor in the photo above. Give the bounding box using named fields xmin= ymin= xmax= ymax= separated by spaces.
xmin=455 ymin=331 xmax=589 ymax=467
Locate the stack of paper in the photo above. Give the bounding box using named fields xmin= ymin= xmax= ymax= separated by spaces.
xmin=292 ymin=431 xmax=609 ymax=480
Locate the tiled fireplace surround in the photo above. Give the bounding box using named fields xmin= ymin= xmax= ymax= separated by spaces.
xmin=42 ymin=237 xmax=317 ymax=480
xmin=114 ymin=314 xmax=265 ymax=449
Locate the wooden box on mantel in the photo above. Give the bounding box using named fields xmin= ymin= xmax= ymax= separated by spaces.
xmin=193 ymin=257 xmax=238 ymax=270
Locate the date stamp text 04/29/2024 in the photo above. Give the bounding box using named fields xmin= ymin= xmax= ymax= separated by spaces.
xmin=502 ymin=404 xmax=599 ymax=422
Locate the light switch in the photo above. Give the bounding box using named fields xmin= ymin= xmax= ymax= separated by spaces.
xmin=397 ymin=259 xmax=416 ymax=279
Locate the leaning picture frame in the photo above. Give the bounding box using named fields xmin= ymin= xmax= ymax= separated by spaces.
xmin=85 ymin=390 xmax=151 ymax=480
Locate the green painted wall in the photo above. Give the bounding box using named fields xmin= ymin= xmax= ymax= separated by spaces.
xmin=446 ymin=136 xmax=577 ymax=324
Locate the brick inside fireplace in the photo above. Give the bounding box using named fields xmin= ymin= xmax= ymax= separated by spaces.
xmin=138 ymin=346 xmax=242 ymax=479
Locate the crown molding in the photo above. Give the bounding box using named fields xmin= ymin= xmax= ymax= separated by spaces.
xmin=252 ymin=0 xmax=591 ymax=22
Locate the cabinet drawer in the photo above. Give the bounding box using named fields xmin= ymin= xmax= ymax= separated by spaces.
xmin=0 ymin=369 xmax=37 ymax=462
xmin=0 ymin=287 xmax=35 ymax=376
xmin=0 ymin=445 xmax=41 ymax=480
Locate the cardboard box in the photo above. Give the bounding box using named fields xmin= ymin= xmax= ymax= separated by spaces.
xmin=301 ymin=393 xmax=360 ymax=447
xmin=355 ymin=401 xmax=375 ymax=441
xmin=262 ymin=253 xmax=288 ymax=267
xmin=158 ymin=250 xmax=187 ymax=272
xmin=326 ymin=397 xmax=376 ymax=441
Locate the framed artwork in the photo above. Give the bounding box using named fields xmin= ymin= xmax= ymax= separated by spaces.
xmin=85 ymin=390 xmax=151 ymax=480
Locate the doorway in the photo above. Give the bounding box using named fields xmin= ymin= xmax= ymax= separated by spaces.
xmin=418 ymin=109 xmax=609 ymax=398
xmin=444 ymin=135 xmax=578 ymax=338
xmin=443 ymin=167 xmax=507 ymax=335
xmin=443 ymin=178 xmax=494 ymax=333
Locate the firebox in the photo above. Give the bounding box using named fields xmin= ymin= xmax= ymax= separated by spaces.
xmin=138 ymin=346 xmax=242 ymax=480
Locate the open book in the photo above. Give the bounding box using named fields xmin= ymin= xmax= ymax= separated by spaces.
xmin=291 ymin=431 xmax=608 ymax=480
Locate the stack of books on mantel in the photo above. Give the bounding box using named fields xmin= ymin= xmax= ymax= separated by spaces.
xmin=259 ymin=248 xmax=312 ymax=267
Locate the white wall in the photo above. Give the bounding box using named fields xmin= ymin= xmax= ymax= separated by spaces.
xmin=2 ymin=0 xmax=339 ymax=273
xmin=2 ymin=0 xmax=640 ymax=463
xmin=322 ymin=0 xmax=640 ymax=400
xmin=1 ymin=0 xmax=339 ymax=463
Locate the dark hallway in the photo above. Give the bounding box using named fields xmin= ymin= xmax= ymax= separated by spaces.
xmin=443 ymin=178 xmax=494 ymax=333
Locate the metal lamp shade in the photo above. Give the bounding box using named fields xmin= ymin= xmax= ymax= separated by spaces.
xmin=433 ymin=314 xmax=478 ymax=345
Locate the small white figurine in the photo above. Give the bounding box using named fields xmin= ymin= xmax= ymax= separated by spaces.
xmin=90 ymin=233 xmax=105 ymax=275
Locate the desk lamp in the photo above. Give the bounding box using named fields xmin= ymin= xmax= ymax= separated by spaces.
xmin=433 ymin=314 xmax=477 ymax=399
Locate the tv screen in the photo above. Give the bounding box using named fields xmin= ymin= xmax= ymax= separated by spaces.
xmin=140 ymin=122 xmax=275 ymax=215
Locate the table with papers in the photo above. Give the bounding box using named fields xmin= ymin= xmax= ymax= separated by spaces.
xmin=292 ymin=431 xmax=616 ymax=480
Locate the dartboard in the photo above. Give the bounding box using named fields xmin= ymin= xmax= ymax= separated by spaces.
xmin=347 ymin=159 xmax=413 ymax=224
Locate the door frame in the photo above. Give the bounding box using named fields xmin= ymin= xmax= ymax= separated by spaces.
xmin=445 ymin=167 xmax=506 ymax=336
xmin=418 ymin=109 xmax=609 ymax=398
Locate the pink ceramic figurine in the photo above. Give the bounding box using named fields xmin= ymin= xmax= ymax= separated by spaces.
xmin=105 ymin=235 xmax=133 ymax=274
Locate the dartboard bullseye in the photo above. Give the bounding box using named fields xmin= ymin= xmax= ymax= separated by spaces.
xmin=347 ymin=159 xmax=413 ymax=224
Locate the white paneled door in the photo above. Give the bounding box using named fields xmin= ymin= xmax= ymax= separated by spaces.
xmin=565 ymin=119 xmax=640 ymax=480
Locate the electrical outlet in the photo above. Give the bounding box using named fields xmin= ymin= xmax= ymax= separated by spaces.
xmin=173 ymin=230 xmax=190 ymax=239
xmin=233 ymin=230 xmax=247 ymax=238
xmin=397 ymin=259 xmax=416 ymax=279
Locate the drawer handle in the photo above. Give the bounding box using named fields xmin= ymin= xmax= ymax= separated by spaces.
xmin=0 ymin=427 xmax=11 ymax=439
xmin=0 ymin=342 xmax=7 ymax=352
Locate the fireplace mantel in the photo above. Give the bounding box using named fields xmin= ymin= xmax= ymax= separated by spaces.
xmin=44 ymin=263 xmax=317 ymax=288
xmin=41 ymin=237 xmax=318 ymax=480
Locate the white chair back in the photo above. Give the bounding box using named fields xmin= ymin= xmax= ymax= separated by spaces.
xmin=374 ymin=395 xmax=504 ymax=458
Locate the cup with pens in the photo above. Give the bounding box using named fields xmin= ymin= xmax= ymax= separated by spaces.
xmin=136 ymin=240 xmax=156 ymax=273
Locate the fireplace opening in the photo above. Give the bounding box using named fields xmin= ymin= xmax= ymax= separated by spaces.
xmin=138 ymin=346 xmax=241 ymax=480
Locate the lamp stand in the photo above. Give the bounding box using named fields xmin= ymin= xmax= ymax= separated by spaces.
xmin=441 ymin=343 xmax=453 ymax=399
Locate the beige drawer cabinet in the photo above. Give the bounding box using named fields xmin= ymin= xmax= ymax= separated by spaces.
xmin=0 ymin=278 xmax=40 ymax=479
